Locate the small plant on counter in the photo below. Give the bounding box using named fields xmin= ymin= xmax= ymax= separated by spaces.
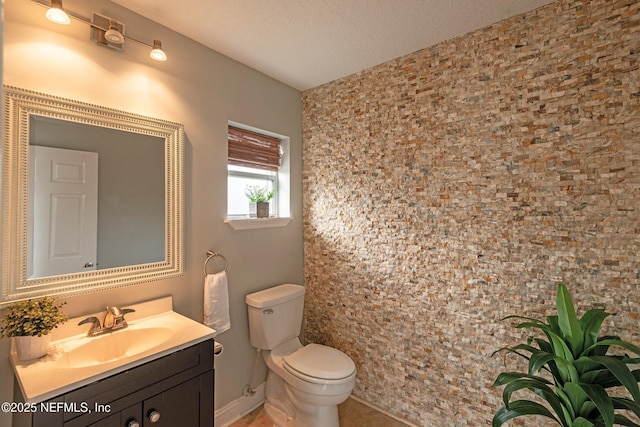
xmin=0 ymin=296 xmax=68 ymax=338
xmin=245 ymin=185 xmax=276 ymax=203
xmin=492 ymin=283 xmax=640 ymax=427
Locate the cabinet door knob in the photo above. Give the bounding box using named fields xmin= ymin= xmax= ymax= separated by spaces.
xmin=127 ymin=420 xmax=140 ymax=427
xmin=148 ymin=410 xmax=161 ymax=423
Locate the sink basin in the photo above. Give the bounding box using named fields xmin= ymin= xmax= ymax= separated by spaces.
xmin=63 ymin=327 xmax=173 ymax=368
xmin=11 ymin=296 xmax=216 ymax=404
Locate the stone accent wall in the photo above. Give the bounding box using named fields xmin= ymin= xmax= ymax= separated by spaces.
xmin=301 ymin=0 xmax=639 ymax=425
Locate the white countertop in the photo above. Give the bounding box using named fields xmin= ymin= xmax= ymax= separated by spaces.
xmin=11 ymin=296 xmax=216 ymax=403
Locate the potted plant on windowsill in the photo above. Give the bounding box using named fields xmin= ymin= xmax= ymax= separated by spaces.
xmin=492 ymin=283 xmax=640 ymax=427
xmin=1 ymin=297 xmax=68 ymax=361
xmin=245 ymin=185 xmax=275 ymax=219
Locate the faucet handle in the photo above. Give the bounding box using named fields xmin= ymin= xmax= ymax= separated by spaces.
xmin=105 ymin=306 xmax=134 ymax=316
xmin=106 ymin=307 xmax=135 ymax=329
xmin=78 ymin=316 xmax=100 ymax=327
xmin=106 ymin=306 xmax=122 ymax=316
xmin=117 ymin=308 xmax=135 ymax=327
xmin=121 ymin=308 xmax=135 ymax=316
xmin=78 ymin=316 xmax=102 ymax=336
xmin=103 ymin=306 xmax=122 ymax=329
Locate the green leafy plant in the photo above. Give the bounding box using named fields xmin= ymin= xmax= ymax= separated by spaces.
xmin=245 ymin=185 xmax=275 ymax=203
xmin=0 ymin=297 xmax=68 ymax=337
xmin=492 ymin=283 xmax=640 ymax=427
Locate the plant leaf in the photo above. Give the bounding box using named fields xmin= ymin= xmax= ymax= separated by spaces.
xmin=579 ymin=309 xmax=611 ymax=354
xmin=501 ymin=376 xmax=570 ymax=425
xmin=579 ymin=401 xmax=596 ymax=419
xmin=585 ymin=339 xmax=640 ymax=357
xmin=492 ymin=400 xmax=562 ymax=427
xmin=577 ymin=383 xmax=614 ymax=427
xmin=575 ymin=357 xmax=605 ymax=376
xmin=549 ymin=329 xmax=576 ymax=362
xmin=573 ymin=418 xmax=596 ymax=427
xmin=612 ymin=414 xmax=640 ymax=427
xmin=492 ymin=346 xmax=532 ymax=366
xmin=556 ymin=283 xmax=584 ymax=357
xmin=591 ymin=336 xmax=619 ymax=356
xmin=510 ymin=343 xmax=544 ymax=355
xmin=557 ymin=386 xmax=577 ymax=420
xmin=612 ymin=397 xmax=640 ymax=419
xmin=514 ymin=321 xmax=554 ymax=334
xmin=493 ymin=372 xmax=531 ymax=387
xmin=533 ymin=337 xmax=554 ymax=354
xmin=581 ymin=368 xmax=640 ymax=389
xmin=548 ymin=315 xmax=560 ymax=328
xmin=529 ymin=351 xmax=559 ymax=376
xmin=580 ymin=368 xmax=610 ymax=385
xmin=586 ymin=356 xmax=640 ymax=402
xmin=565 ymin=382 xmax=589 ymax=418
xmin=546 ymin=332 xmax=580 ymax=383
xmin=502 ymin=314 xmax=546 ymax=324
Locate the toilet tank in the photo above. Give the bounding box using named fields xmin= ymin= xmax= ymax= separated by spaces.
xmin=246 ymin=284 xmax=305 ymax=350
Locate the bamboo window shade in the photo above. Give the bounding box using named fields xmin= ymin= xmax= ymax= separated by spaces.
xmin=228 ymin=126 xmax=282 ymax=172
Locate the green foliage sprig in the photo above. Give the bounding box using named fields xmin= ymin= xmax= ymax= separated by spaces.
xmin=1 ymin=297 xmax=68 ymax=338
xmin=492 ymin=283 xmax=640 ymax=427
xmin=245 ymin=185 xmax=275 ymax=203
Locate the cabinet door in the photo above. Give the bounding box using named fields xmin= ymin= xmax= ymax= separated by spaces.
xmin=120 ymin=403 xmax=143 ymax=427
xmin=142 ymin=376 xmax=201 ymax=426
xmin=81 ymin=403 xmax=142 ymax=427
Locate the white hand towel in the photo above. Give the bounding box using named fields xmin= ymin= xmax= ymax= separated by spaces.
xmin=204 ymin=271 xmax=231 ymax=335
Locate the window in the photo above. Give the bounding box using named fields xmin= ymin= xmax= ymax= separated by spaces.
xmin=227 ymin=165 xmax=277 ymax=218
xmin=227 ymin=124 xmax=290 ymax=222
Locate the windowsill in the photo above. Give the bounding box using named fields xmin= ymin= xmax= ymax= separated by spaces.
xmin=224 ymin=217 xmax=292 ymax=230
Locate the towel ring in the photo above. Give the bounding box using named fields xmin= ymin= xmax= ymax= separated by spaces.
xmin=204 ymin=250 xmax=228 ymax=276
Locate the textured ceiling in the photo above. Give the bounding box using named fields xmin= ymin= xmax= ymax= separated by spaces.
xmin=111 ymin=0 xmax=557 ymax=91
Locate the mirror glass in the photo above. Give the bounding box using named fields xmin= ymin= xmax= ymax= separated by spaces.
xmin=1 ymin=86 xmax=184 ymax=305
xmin=29 ymin=116 xmax=165 ymax=278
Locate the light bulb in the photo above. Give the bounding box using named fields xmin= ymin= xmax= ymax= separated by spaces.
xmin=150 ymin=40 xmax=167 ymax=61
xmin=46 ymin=0 xmax=70 ymax=25
xmin=104 ymin=21 xmax=125 ymax=44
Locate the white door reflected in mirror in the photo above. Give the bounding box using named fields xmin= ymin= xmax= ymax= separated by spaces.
xmin=29 ymin=146 xmax=98 ymax=278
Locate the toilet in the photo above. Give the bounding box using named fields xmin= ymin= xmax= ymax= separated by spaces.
xmin=246 ymin=284 xmax=356 ymax=427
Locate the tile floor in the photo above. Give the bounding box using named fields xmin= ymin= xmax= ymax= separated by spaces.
xmin=229 ymin=398 xmax=410 ymax=427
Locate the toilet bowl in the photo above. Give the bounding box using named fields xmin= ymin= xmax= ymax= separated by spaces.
xmin=246 ymin=284 xmax=356 ymax=427
xmin=264 ymin=338 xmax=356 ymax=426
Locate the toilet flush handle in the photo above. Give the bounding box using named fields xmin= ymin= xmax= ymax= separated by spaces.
xmin=263 ymin=308 xmax=273 ymax=315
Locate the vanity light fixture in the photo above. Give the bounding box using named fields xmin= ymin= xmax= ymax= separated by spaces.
xmin=104 ymin=20 xmax=125 ymax=45
xmin=39 ymin=0 xmax=168 ymax=61
xmin=90 ymin=14 xmax=126 ymax=51
xmin=45 ymin=0 xmax=70 ymax=25
xmin=150 ymin=40 xmax=167 ymax=62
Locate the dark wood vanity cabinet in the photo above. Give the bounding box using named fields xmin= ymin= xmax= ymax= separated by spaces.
xmin=16 ymin=340 xmax=214 ymax=427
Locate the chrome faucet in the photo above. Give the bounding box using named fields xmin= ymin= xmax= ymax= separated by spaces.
xmin=78 ymin=306 xmax=135 ymax=337
xmin=78 ymin=316 xmax=102 ymax=336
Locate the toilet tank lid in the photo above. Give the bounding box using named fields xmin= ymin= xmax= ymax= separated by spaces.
xmin=245 ymin=284 xmax=305 ymax=308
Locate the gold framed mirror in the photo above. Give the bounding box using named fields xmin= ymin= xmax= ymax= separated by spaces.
xmin=1 ymin=85 xmax=184 ymax=305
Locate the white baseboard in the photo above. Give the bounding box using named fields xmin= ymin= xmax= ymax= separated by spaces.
xmin=215 ymin=382 xmax=266 ymax=427
xmin=213 ymin=384 xmax=416 ymax=427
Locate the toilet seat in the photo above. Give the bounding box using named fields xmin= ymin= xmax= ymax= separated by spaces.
xmin=283 ymin=344 xmax=355 ymax=382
